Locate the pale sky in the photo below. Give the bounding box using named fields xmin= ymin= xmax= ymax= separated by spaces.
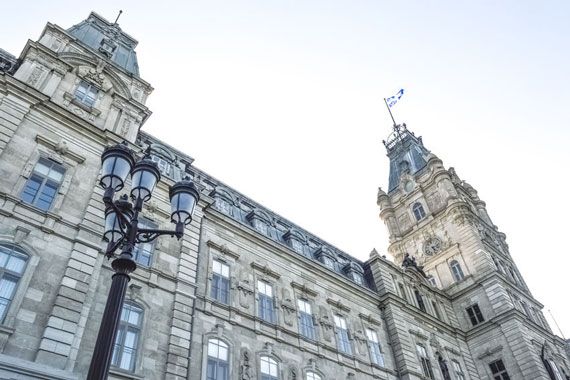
xmin=4 ymin=1 xmax=570 ymax=337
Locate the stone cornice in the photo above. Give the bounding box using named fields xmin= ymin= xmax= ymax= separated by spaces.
xmin=206 ymin=240 xmax=240 ymax=260
xmin=290 ymin=281 xmax=318 ymax=297
xmin=326 ymin=298 xmax=351 ymax=313
xmin=250 ymin=261 xmax=281 ymax=279
xmin=35 ymin=134 xmax=86 ymax=163
xmin=358 ymin=313 xmax=381 ymax=326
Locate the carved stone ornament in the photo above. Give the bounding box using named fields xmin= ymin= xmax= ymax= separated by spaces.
xmin=237 ymin=279 xmax=253 ymax=309
xmin=239 ymin=348 xmax=253 ymax=380
xmin=318 ymin=307 xmax=334 ymax=343
xmin=287 ymin=366 xmax=298 ymax=380
xmin=353 ymin=330 xmax=368 ymax=357
xmin=281 ymin=288 xmax=296 ymax=327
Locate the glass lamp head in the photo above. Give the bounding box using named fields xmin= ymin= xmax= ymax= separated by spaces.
xmin=100 ymin=142 xmax=135 ymax=191
xmin=169 ymin=179 xmax=200 ymax=225
xmin=130 ymin=157 xmax=161 ymax=202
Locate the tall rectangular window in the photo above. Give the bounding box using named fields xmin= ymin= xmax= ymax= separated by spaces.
xmin=132 ymin=219 xmax=157 ymax=267
xmin=21 ymin=158 xmax=65 ymax=211
xmin=74 ymin=80 xmax=98 ymax=107
xmin=207 ymin=339 xmax=229 ymax=380
xmin=431 ymin=301 xmax=441 ymax=319
xmin=414 ymin=289 xmax=426 ymax=312
xmin=333 ymin=315 xmax=352 ymax=355
xmin=366 ymin=328 xmax=385 ymax=366
xmin=416 ymin=344 xmax=434 ymax=380
xmin=0 ymin=244 xmax=28 ymax=322
xmin=452 ymin=360 xmax=465 ymax=380
xmin=211 ymin=260 xmax=230 ymax=304
xmin=112 ymin=303 xmax=143 ymax=372
xmin=398 ymin=283 xmax=408 ymax=302
xmin=257 ymin=280 xmax=275 ymax=323
xmin=297 ymin=299 xmax=316 ymax=340
xmin=489 ymin=359 xmax=510 ymax=380
xmin=466 ymin=304 xmax=485 ymax=326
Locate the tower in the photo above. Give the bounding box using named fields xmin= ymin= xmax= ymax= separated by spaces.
xmin=377 ymin=123 xmax=569 ymax=379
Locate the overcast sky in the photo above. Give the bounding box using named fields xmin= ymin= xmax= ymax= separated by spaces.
xmin=4 ymin=1 xmax=569 ymax=337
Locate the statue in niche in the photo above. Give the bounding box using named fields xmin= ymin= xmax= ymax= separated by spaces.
xmin=239 ymin=349 xmax=253 ymax=380
xmin=402 ymin=253 xmax=427 ymax=278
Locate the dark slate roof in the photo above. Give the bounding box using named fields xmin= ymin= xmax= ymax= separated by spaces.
xmin=138 ymin=132 xmax=374 ymax=291
xmin=67 ymin=12 xmax=140 ymax=76
xmin=383 ymin=124 xmax=430 ymax=192
xmin=0 ymin=48 xmax=18 ymax=74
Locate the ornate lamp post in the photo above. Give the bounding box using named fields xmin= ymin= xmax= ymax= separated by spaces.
xmin=87 ymin=143 xmax=199 ymax=379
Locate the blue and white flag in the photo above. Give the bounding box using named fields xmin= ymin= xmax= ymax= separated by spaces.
xmin=386 ymin=89 xmax=404 ymax=107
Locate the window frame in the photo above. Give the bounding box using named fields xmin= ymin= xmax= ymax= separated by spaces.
xmin=74 ymin=79 xmax=99 ymax=108
xmin=450 ymin=260 xmax=465 ymax=282
xmin=412 ymin=202 xmax=426 ymax=221
xmin=111 ymin=302 xmax=144 ymax=373
xmin=466 ymin=304 xmax=485 ymax=326
xmin=489 ymin=359 xmax=510 ymax=380
xmin=259 ymin=355 xmax=279 ymax=380
xmin=211 ymin=259 xmax=231 ymax=305
xmin=297 ymin=298 xmax=316 ymax=341
xmin=257 ymin=280 xmax=275 ymax=324
xmin=365 ymin=328 xmax=385 ymax=367
xmin=416 ymin=343 xmax=435 ymax=380
xmin=305 ymin=371 xmax=322 ymax=380
xmin=206 ymin=338 xmax=230 ymax=380
xmin=20 ymin=157 xmax=66 ymax=212
xmin=452 ymin=359 xmax=466 ymax=380
xmin=333 ymin=314 xmax=352 ymax=355
xmin=0 ymin=244 xmax=29 ymax=323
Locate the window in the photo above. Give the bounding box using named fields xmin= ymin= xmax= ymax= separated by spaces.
xmin=365 ymin=329 xmax=385 ymax=366
xmin=431 ymin=301 xmax=441 ymax=320
xmin=297 ymin=299 xmax=316 ymax=340
xmin=75 ymin=80 xmax=99 ymax=107
xmin=207 ymin=339 xmax=229 ymax=380
xmin=260 ymin=356 xmax=278 ymax=380
xmin=398 ymin=283 xmax=408 ymax=301
xmin=438 ymin=355 xmax=451 ymax=380
xmin=111 ymin=302 xmax=143 ymax=372
xmin=333 ymin=315 xmax=352 ymax=355
xmin=0 ymin=244 xmax=28 ymax=322
xmin=351 ymin=272 xmax=364 ymax=285
xmin=450 ymin=260 xmax=465 ymax=282
xmin=132 ymin=219 xmax=157 ymax=266
xmin=414 ymin=289 xmax=426 ymax=312
xmin=306 ymin=372 xmax=321 ymax=380
xmin=452 ymin=360 xmax=466 ymax=380
xmin=466 ymin=304 xmax=485 ymax=326
xmin=416 ymin=344 xmax=435 ymax=379
xmin=412 ymin=202 xmax=426 ymax=221
xmin=150 ymin=155 xmax=173 ymax=177
xmin=548 ymin=360 xmax=564 ymax=380
xmin=21 ymin=158 xmax=65 ymax=211
xmin=74 ymin=80 xmax=98 ymax=107
xmin=320 ymin=255 xmax=335 ymax=270
xmin=211 ymin=260 xmax=230 ymax=304
xmin=427 ymin=275 xmax=437 ymax=287
xmin=257 ymin=280 xmax=275 ymax=323
xmin=489 ymin=359 xmax=510 ymax=380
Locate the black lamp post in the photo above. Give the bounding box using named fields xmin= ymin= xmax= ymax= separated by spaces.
xmin=87 ymin=143 xmax=199 ymax=380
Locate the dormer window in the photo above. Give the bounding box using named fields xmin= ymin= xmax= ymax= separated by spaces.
xmin=74 ymin=80 xmax=98 ymax=108
xmin=412 ymin=202 xmax=426 ymax=221
xmin=315 ymin=247 xmax=336 ymax=270
xmin=150 ymin=155 xmax=173 ymax=177
xmin=99 ymin=38 xmax=117 ymax=58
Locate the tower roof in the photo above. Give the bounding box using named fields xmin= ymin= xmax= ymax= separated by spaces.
xmin=67 ymin=12 xmax=140 ymax=76
xmin=383 ymin=124 xmax=430 ymax=192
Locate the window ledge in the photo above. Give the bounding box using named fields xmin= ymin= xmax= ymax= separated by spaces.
xmin=109 ymin=368 xmax=144 ymax=379
xmin=0 ymin=325 xmax=15 ymax=336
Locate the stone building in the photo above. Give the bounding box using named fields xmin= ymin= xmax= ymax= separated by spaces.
xmin=0 ymin=11 xmax=568 ymax=380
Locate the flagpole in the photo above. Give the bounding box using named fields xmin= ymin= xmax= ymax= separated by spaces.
xmin=383 ymin=98 xmax=397 ymax=126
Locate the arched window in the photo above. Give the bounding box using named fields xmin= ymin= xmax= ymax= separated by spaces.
xmin=111 ymin=302 xmax=143 ymax=372
xmin=260 ymin=356 xmax=279 ymax=380
xmin=0 ymin=244 xmax=29 ymax=322
xmin=450 ymin=260 xmax=465 ymax=282
xmin=206 ymin=339 xmax=229 ymax=380
xmin=306 ymin=372 xmax=322 ymax=380
xmin=412 ymin=202 xmax=426 ymax=221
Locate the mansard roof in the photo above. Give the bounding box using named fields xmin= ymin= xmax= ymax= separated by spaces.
xmin=0 ymin=48 xmax=17 ymax=74
xmin=383 ymin=123 xmax=430 ymax=193
xmin=138 ymin=132 xmax=374 ymax=290
xmin=67 ymin=12 xmax=140 ymax=76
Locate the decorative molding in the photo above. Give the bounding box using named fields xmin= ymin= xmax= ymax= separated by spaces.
xmin=477 ymin=345 xmax=503 ymax=360
xmin=35 ymin=134 xmax=86 ymax=163
xmin=358 ymin=313 xmax=381 ymax=326
xmin=444 ymin=346 xmax=461 ymax=356
xmin=326 ymin=298 xmax=351 ymax=312
xmin=206 ymin=240 xmax=240 ymax=260
xmin=408 ymin=328 xmax=428 ymax=340
xmin=250 ymin=262 xmax=280 ymax=279
xmin=290 ymin=281 xmax=318 ymax=297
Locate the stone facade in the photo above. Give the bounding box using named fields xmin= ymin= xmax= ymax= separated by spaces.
xmin=0 ymin=11 xmax=568 ymax=380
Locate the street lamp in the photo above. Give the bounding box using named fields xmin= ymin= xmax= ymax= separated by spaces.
xmin=87 ymin=142 xmax=199 ymax=380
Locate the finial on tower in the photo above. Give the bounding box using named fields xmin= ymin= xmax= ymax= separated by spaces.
xmin=114 ymin=10 xmax=123 ymax=24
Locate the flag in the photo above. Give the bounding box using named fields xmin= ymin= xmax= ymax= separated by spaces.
xmin=386 ymin=89 xmax=404 ymax=107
